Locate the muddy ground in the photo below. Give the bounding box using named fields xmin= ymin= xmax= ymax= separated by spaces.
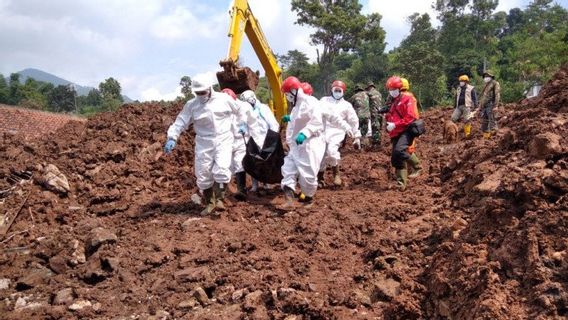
xmin=0 ymin=66 xmax=567 ymax=320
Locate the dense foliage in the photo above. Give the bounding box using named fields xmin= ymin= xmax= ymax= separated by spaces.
xmin=280 ymin=0 xmax=568 ymax=108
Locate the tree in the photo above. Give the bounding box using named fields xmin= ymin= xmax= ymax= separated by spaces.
xmin=8 ymin=73 xmax=23 ymax=105
xmin=179 ymin=76 xmax=194 ymax=101
xmin=99 ymin=77 xmax=123 ymax=102
xmin=48 ymin=85 xmax=75 ymax=112
xmin=19 ymin=78 xmax=48 ymax=110
xmin=291 ymin=0 xmax=386 ymax=90
xmin=85 ymin=88 xmax=102 ymax=106
xmin=0 ymin=74 xmax=8 ymax=104
xmin=392 ymin=13 xmax=447 ymax=107
xmin=277 ymin=50 xmax=319 ymax=92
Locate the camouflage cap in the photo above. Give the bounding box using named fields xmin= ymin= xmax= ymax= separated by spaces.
xmin=366 ymin=81 xmax=375 ymax=89
xmin=354 ymin=84 xmax=365 ymax=91
xmin=483 ymin=70 xmax=495 ymax=78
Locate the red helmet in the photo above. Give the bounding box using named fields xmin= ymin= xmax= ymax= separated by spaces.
xmin=221 ymin=88 xmax=237 ymax=100
xmin=331 ymin=80 xmax=346 ymax=92
xmin=301 ymin=82 xmax=313 ymax=95
xmin=281 ymin=76 xmax=301 ymax=93
xmin=386 ymin=76 xmax=403 ymax=90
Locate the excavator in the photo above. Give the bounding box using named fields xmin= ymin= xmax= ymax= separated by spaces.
xmin=216 ymin=0 xmax=288 ymax=122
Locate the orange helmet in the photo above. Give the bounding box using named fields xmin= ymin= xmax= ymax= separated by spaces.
xmin=221 ymin=88 xmax=237 ymax=100
xmin=386 ymin=76 xmax=403 ymax=90
xmin=281 ymin=76 xmax=301 ymax=93
xmin=301 ymin=82 xmax=313 ymax=95
xmin=331 ymin=80 xmax=346 ymax=92
xmin=458 ymin=75 xmax=469 ymax=82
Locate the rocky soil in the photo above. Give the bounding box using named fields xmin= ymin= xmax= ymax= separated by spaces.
xmin=0 ymin=65 xmax=566 ymax=319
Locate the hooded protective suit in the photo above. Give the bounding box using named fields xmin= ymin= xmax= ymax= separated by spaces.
xmin=230 ymin=98 xmax=258 ymax=174
xmin=281 ymin=89 xmax=325 ymax=197
xmin=319 ymin=96 xmax=360 ymax=169
xmin=167 ymin=91 xmax=242 ymax=190
xmin=249 ymin=101 xmax=279 ymax=148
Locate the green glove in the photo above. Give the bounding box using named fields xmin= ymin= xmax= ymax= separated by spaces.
xmin=282 ymin=115 xmax=290 ymax=123
xmin=295 ymin=133 xmax=306 ymax=145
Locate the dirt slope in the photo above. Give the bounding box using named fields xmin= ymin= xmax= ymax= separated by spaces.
xmin=0 ymin=65 xmax=566 ymax=319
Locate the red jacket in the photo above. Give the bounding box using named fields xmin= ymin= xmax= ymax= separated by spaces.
xmin=385 ymin=93 xmax=417 ymax=138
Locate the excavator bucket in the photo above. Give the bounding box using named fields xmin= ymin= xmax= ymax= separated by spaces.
xmin=216 ymin=59 xmax=259 ymax=94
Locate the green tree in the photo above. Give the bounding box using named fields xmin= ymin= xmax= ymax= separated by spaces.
xmin=179 ymin=76 xmax=194 ymax=101
xmin=8 ymin=73 xmax=23 ymax=105
xmin=277 ymin=50 xmax=319 ymax=92
xmin=291 ymin=0 xmax=385 ymax=91
xmin=85 ymin=88 xmax=102 ymax=106
xmin=20 ymin=78 xmax=48 ymax=110
xmin=392 ymin=13 xmax=447 ymax=107
xmin=0 ymin=74 xmax=9 ymax=104
xmin=48 ymin=85 xmax=75 ymax=112
xmin=99 ymin=77 xmax=123 ymax=102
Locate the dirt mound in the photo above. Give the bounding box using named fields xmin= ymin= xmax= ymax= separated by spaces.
xmin=0 ymin=65 xmax=567 ymax=319
xmin=424 ymin=65 xmax=568 ymax=319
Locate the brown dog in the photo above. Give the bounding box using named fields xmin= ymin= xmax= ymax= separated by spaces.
xmin=442 ymin=119 xmax=459 ymax=143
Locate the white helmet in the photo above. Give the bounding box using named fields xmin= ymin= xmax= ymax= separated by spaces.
xmin=191 ymin=74 xmax=213 ymax=92
xmin=239 ymin=90 xmax=257 ymax=105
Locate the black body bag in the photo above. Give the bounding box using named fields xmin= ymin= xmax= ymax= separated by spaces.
xmin=242 ymin=129 xmax=285 ymax=184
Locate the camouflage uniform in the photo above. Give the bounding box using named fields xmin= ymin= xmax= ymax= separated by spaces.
xmin=479 ymin=78 xmax=501 ymax=133
xmin=350 ymin=89 xmax=371 ymax=142
xmin=366 ymin=85 xmax=384 ymax=144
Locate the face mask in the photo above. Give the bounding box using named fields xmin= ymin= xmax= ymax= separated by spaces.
xmin=195 ymin=90 xmax=211 ymax=103
xmin=285 ymin=89 xmax=297 ymax=104
xmin=332 ymin=88 xmax=343 ymax=100
xmin=389 ymin=89 xmax=400 ymax=98
xmin=247 ymin=97 xmax=257 ymax=107
xmin=484 ymin=77 xmax=492 ymax=83
xmin=459 ymin=82 xmax=466 ymax=87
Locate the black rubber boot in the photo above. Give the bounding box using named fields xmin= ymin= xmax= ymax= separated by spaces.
xmin=235 ymin=172 xmax=247 ymax=201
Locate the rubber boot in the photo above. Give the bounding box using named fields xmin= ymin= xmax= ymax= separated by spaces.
xmin=317 ymin=171 xmax=325 ymax=188
xmin=235 ymin=172 xmax=247 ymax=201
xmin=483 ymin=132 xmax=492 ymax=139
xmin=213 ymin=182 xmax=226 ymax=212
xmin=407 ymin=154 xmax=422 ymax=179
xmin=464 ymin=123 xmax=472 ymax=138
xmin=200 ymin=187 xmax=216 ymax=216
xmin=332 ymin=166 xmax=342 ymax=186
xmin=395 ymin=169 xmax=408 ymax=191
xmin=299 ymin=193 xmax=314 ymax=208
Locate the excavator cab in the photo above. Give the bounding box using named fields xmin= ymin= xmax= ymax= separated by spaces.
xmin=216 ymin=0 xmax=287 ymax=122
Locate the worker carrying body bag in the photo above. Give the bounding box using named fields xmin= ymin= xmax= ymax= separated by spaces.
xmin=242 ymin=129 xmax=285 ymax=184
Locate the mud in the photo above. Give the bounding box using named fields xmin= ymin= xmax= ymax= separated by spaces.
xmin=0 ymin=65 xmax=566 ymax=319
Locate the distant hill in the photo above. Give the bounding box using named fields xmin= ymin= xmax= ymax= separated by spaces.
xmin=15 ymin=68 xmax=132 ymax=102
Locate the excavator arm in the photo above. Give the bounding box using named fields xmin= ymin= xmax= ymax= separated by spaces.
xmin=216 ymin=0 xmax=288 ymax=122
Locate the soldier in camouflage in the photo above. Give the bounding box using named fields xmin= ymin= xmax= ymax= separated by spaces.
xmin=365 ymin=82 xmax=384 ymax=146
xmin=350 ymin=85 xmax=371 ymax=147
xmin=478 ymin=70 xmax=501 ymax=139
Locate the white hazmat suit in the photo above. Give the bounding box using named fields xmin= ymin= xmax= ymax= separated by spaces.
xmin=230 ymin=98 xmax=258 ymax=174
xmin=319 ymin=96 xmax=361 ymax=170
xmin=167 ymin=91 xmax=242 ymax=190
xmin=281 ymin=90 xmax=325 ymax=197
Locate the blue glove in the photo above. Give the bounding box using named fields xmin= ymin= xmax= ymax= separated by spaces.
xmin=282 ymin=115 xmax=290 ymax=123
xmin=164 ymin=139 xmax=176 ymax=154
xmin=238 ymin=123 xmax=247 ymax=135
xmin=295 ymin=133 xmax=306 ymax=145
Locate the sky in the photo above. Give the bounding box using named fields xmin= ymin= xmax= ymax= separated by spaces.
xmin=1 ymin=0 xmax=566 ymax=101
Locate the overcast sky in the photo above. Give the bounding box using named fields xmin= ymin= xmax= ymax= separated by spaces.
xmin=1 ymin=0 xmax=566 ymax=101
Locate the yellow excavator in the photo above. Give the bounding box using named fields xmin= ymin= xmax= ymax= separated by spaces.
xmin=216 ymin=0 xmax=287 ymax=122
